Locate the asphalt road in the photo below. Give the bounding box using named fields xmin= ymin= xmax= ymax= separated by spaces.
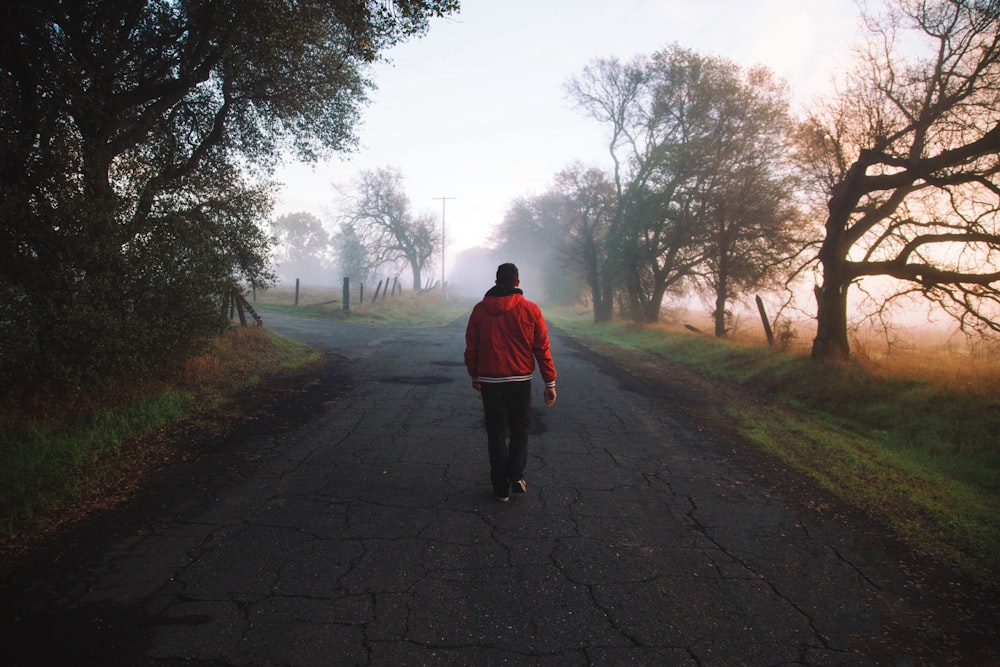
xmin=1 ymin=312 xmax=998 ymax=666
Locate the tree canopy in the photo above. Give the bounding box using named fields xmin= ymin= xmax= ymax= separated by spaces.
xmin=272 ymin=212 xmax=333 ymax=285
xmin=0 ymin=0 xmax=458 ymax=391
xmin=339 ymin=167 xmax=439 ymax=290
xmin=566 ymin=46 xmax=801 ymax=326
xmin=803 ymin=0 xmax=1000 ymax=360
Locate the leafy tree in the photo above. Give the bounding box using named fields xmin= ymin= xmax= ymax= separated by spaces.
xmin=693 ymin=66 xmax=802 ymax=337
xmin=332 ymin=222 xmax=375 ymax=287
xmin=272 ymin=212 xmax=333 ymax=285
xmin=801 ymin=0 xmax=1000 ymax=361
xmin=550 ymin=165 xmax=617 ymax=317
xmin=0 ymin=0 xmax=457 ymax=391
xmin=340 ymin=167 xmax=438 ymax=290
xmin=565 ymin=55 xmax=646 ymax=320
xmin=491 ymin=197 xmax=557 ymax=280
xmin=491 ymin=189 xmax=585 ymax=305
xmin=569 ymin=48 xmax=740 ymax=322
xmin=569 ymin=48 xmax=804 ymax=326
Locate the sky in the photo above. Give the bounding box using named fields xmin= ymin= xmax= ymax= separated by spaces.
xmin=273 ymin=0 xmax=865 ymax=280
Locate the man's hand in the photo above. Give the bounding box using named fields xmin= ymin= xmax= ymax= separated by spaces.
xmin=472 ymin=380 xmax=481 ymax=392
xmin=544 ymin=386 xmax=557 ymax=406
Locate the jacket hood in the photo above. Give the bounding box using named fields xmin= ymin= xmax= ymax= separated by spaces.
xmin=482 ymin=285 xmax=523 ymax=315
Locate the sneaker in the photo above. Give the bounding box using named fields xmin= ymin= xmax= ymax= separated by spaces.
xmin=494 ymin=492 xmax=510 ymax=502
xmin=510 ymin=478 xmax=527 ymax=494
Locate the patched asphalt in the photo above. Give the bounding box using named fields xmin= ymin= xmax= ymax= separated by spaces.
xmin=1 ymin=312 xmax=998 ymax=666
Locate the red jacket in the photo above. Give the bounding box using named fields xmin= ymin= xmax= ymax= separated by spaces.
xmin=464 ymin=287 xmax=556 ymax=387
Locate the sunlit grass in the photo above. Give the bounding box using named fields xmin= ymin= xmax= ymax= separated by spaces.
xmin=547 ymin=306 xmax=1000 ymax=582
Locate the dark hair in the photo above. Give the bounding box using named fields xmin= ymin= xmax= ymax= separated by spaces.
xmin=495 ymin=262 xmax=519 ymax=288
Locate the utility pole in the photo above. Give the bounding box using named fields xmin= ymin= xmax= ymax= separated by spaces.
xmin=432 ymin=196 xmax=455 ymax=294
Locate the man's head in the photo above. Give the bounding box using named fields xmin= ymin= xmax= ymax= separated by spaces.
xmin=495 ymin=263 xmax=519 ymax=289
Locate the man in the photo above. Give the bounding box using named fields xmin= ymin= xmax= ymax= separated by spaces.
xmin=464 ymin=263 xmax=557 ymax=502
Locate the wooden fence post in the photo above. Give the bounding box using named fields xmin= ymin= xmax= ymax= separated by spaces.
xmin=294 ymin=278 xmax=300 ymax=306
xmin=343 ymin=277 xmax=350 ymax=312
xmin=756 ymin=295 xmax=775 ymax=347
xmin=228 ymin=289 xmax=262 ymax=326
xmin=234 ymin=290 xmax=247 ymax=325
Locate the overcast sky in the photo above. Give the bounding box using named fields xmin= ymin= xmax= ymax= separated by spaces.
xmin=274 ymin=0 xmax=864 ymax=277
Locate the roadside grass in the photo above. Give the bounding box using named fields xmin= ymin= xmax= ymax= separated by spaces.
xmin=547 ymin=307 xmax=1000 ymax=583
xmin=0 ymin=326 xmax=318 ymax=541
xmin=253 ymin=285 xmax=472 ymax=327
xmin=6 ymin=293 xmax=997 ymax=586
xmin=1 ymin=288 xmax=463 ymax=544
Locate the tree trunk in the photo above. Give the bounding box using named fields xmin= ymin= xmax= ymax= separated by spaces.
xmin=811 ymin=275 xmax=850 ymax=361
xmin=594 ymin=267 xmax=614 ymax=322
xmin=714 ymin=270 xmax=729 ymax=338
xmin=641 ymin=280 xmax=668 ymax=323
xmin=714 ymin=292 xmax=727 ymax=338
xmin=594 ymin=257 xmax=615 ymax=322
xmin=812 ymin=224 xmax=853 ymax=360
xmin=811 ymin=153 xmax=872 ymax=361
xmin=583 ymin=242 xmax=606 ymax=322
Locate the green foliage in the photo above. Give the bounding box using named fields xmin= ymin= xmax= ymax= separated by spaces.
xmin=566 ymin=46 xmax=801 ymax=325
xmin=0 ymin=0 xmax=457 ymax=395
xmin=491 ymin=190 xmax=594 ymax=305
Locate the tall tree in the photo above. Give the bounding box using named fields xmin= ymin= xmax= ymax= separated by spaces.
xmin=802 ymin=0 xmax=1000 ymax=361
xmin=340 ymin=167 xmax=438 ymax=290
xmin=694 ymin=66 xmax=802 ymax=337
xmin=571 ymin=47 xmax=784 ymax=323
xmin=551 ymin=165 xmax=617 ymax=316
xmin=332 ymin=222 xmax=375 ymax=286
xmin=0 ymin=0 xmax=458 ymax=390
xmin=491 ymin=187 xmax=587 ymax=305
xmin=272 ymin=212 xmax=333 ymax=285
xmin=565 ymin=55 xmax=646 ymax=321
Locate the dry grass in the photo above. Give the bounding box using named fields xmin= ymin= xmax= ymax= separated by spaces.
xmin=646 ymin=306 xmax=1000 ymax=398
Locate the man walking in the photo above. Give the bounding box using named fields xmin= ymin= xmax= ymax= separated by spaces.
xmin=464 ymin=263 xmax=557 ymax=502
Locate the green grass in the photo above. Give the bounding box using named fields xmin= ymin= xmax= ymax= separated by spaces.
xmin=547 ymin=309 xmax=1000 ymax=583
xmin=5 ymin=295 xmax=997 ymax=586
xmin=0 ymin=326 xmax=319 ymax=538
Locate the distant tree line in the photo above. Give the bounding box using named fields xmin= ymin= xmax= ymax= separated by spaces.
xmin=495 ymin=45 xmax=800 ymax=339
xmin=2 ymin=0 xmax=998 ymax=403
xmin=494 ymin=1 xmax=1000 ymax=361
xmin=271 ymin=166 xmax=439 ymax=292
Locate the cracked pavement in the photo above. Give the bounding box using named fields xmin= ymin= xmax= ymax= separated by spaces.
xmin=2 ymin=312 xmax=998 ymax=666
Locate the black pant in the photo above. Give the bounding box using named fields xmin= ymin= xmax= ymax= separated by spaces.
xmin=480 ymin=381 xmax=531 ymax=494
